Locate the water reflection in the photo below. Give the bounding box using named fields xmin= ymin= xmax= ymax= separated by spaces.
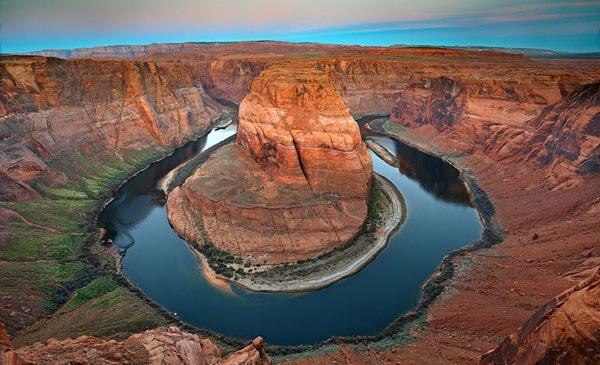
xmin=358 ymin=118 xmax=472 ymax=207
xmin=98 ymin=123 xmax=237 ymax=250
xmin=97 ymin=117 xmax=482 ymax=345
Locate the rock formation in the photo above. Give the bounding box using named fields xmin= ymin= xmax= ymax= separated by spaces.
xmin=390 ymin=76 xmax=600 ymax=189
xmin=236 ymin=65 xmax=372 ymax=195
xmin=0 ymin=324 xmax=271 ymax=365
xmin=525 ymin=81 xmax=600 ymax=188
xmin=168 ymin=65 xmax=372 ymax=264
xmin=0 ymin=55 xmax=224 ymax=200
xmin=480 ymin=268 xmax=600 ymax=365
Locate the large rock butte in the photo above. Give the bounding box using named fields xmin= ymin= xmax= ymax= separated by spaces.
xmin=168 ymin=65 xmax=372 ymax=264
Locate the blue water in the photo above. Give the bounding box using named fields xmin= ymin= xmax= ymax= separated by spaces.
xmin=99 ymin=122 xmax=482 ymax=345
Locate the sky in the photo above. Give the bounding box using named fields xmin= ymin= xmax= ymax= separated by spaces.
xmin=1 ymin=0 xmax=599 ymax=53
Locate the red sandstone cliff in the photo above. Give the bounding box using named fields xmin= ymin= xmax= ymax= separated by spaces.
xmin=167 ymin=64 xmax=372 ymax=264
xmin=0 ymin=55 xmax=224 ymax=200
xmin=391 ymin=77 xmax=600 ymax=189
xmin=480 ymin=268 xmax=600 ymax=365
xmin=3 ymin=44 xmax=600 ymax=363
xmin=237 ymin=65 xmax=372 ymax=195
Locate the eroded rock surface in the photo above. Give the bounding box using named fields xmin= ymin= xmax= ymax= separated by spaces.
xmin=168 ymin=65 xmax=372 ymax=264
xmin=391 ymin=76 xmax=600 ymax=190
xmin=0 ymin=55 xmax=224 ymax=201
xmin=1 ymin=324 xmax=270 ymax=365
xmin=480 ymin=268 xmax=600 ymax=365
xmin=237 ymin=65 xmax=372 ymax=196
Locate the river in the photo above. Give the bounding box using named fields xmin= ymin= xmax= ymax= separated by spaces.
xmin=98 ymin=119 xmax=482 ymax=345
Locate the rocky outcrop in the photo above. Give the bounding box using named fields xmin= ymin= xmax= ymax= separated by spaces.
xmin=221 ymin=337 xmax=271 ymax=365
xmin=0 ymin=55 xmax=224 ymax=200
xmin=390 ymin=74 xmax=600 ymax=189
xmin=480 ymin=268 xmax=600 ymax=365
xmin=168 ymin=65 xmax=372 ymax=264
xmin=237 ymin=65 xmax=372 ymax=196
xmin=1 ymin=324 xmax=270 ymax=365
xmin=525 ymin=81 xmax=600 ymax=188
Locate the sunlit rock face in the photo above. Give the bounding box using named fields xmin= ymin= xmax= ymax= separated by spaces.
xmin=0 ymin=324 xmax=271 ymax=365
xmin=0 ymin=55 xmax=224 ymax=201
xmin=237 ymin=65 xmax=372 ymax=196
xmin=168 ymin=65 xmax=372 ymax=265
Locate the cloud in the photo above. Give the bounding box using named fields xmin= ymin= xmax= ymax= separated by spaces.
xmin=2 ymin=0 xmax=599 ymax=52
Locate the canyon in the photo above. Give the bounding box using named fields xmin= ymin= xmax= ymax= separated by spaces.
xmin=1 ymin=42 xmax=599 ymax=363
xmin=0 ymin=55 xmax=225 ymax=201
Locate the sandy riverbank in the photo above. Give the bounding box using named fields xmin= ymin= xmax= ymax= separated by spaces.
xmin=365 ymin=139 xmax=399 ymax=167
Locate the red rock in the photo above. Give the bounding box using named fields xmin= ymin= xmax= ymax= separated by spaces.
xmin=221 ymin=336 xmax=271 ymax=365
xmin=0 ymin=55 xmax=225 ymax=201
xmin=1 ymin=324 xmax=270 ymax=365
xmin=480 ymin=268 xmax=600 ymax=365
xmin=168 ymin=65 xmax=372 ymax=264
xmin=237 ymin=65 xmax=372 ymax=196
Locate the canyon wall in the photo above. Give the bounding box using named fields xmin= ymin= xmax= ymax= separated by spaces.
xmin=0 ymin=55 xmax=224 ymax=200
xmin=3 ymin=44 xmax=600 ymax=362
xmin=185 ymin=51 xmax=600 ymax=190
xmin=168 ymin=64 xmax=372 ymax=264
xmin=390 ymin=74 xmax=600 ymax=189
xmin=237 ymin=65 xmax=372 ymax=196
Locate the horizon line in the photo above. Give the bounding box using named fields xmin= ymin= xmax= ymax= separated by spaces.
xmin=3 ymin=39 xmax=598 ymax=56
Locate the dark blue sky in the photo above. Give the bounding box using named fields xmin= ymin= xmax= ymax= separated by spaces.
xmin=1 ymin=0 xmax=599 ymax=53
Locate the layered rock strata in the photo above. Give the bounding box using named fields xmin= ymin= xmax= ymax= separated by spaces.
xmin=391 ymin=78 xmax=600 ymax=189
xmin=168 ymin=65 xmax=372 ymax=264
xmin=480 ymin=268 xmax=600 ymax=365
xmin=0 ymin=55 xmax=224 ymax=200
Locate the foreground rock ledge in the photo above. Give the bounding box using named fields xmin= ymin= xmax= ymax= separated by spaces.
xmin=167 ymin=65 xmax=372 ymax=265
xmin=0 ymin=324 xmax=271 ymax=365
xmin=481 ymin=267 xmax=600 ymax=365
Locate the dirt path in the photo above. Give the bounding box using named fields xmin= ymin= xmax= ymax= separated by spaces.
xmin=0 ymin=207 xmax=63 ymax=234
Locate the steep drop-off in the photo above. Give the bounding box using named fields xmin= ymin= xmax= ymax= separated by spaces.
xmin=0 ymin=55 xmax=224 ymax=200
xmin=480 ymin=268 xmax=600 ymax=365
xmin=2 ymin=44 xmax=600 ymax=363
xmin=391 ymin=77 xmax=600 ymax=189
xmin=168 ymin=64 xmax=372 ymax=265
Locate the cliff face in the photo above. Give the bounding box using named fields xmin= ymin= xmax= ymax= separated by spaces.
xmin=480 ymin=268 xmax=600 ymax=365
xmin=391 ymin=77 xmax=600 ymax=189
xmin=193 ymin=60 xmax=270 ymax=104
xmin=237 ymin=65 xmax=372 ymax=196
xmin=168 ymin=51 xmax=599 ymax=191
xmin=0 ymin=55 xmax=224 ymax=200
xmin=3 ymin=44 xmax=600 ymax=362
xmin=0 ymin=324 xmax=271 ymax=365
xmin=168 ymin=65 xmax=372 ymax=264
xmin=526 ymin=82 xmax=600 ymax=186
